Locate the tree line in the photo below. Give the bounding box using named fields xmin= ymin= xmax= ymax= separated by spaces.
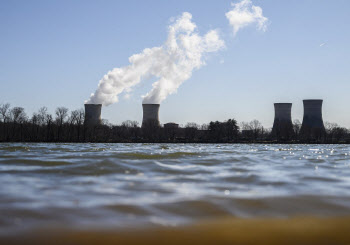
xmin=0 ymin=103 xmax=349 ymax=143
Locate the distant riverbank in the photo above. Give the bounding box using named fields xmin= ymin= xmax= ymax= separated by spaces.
xmin=1 ymin=104 xmax=349 ymax=144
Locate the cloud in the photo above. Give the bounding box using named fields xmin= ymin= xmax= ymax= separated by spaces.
xmin=226 ymin=0 xmax=268 ymax=35
xmin=319 ymin=43 xmax=326 ymax=47
xmin=123 ymin=93 xmax=131 ymax=100
xmin=86 ymin=12 xmax=225 ymax=106
xmin=87 ymin=2 xmax=269 ymax=106
xmin=142 ymin=16 xmax=225 ymax=104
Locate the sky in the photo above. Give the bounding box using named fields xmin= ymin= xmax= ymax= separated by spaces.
xmin=1 ymin=0 xmax=350 ymax=128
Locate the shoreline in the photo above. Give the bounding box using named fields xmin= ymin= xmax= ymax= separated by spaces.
xmin=2 ymin=216 xmax=350 ymax=245
xmin=1 ymin=141 xmax=350 ymax=144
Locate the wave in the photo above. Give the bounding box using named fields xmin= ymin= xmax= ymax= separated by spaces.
xmin=119 ymin=152 xmax=199 ymax=159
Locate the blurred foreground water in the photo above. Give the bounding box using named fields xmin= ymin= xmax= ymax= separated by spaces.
xmin=1 ymin=143 xmax=350 ymax=239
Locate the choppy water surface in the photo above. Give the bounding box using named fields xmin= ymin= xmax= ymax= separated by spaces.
xmin=1 ymin=143 xmax=350 ymax=233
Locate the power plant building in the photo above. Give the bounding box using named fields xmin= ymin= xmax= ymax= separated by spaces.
xmin=300 ymin=99 xmax=325 ymax=138
xmin=272 ymin=103 xmax=294 ymax=139
xmin=84 ymin=104 xmax=102 ymax=126
xmin=164 ymin=123 xmax=179 ymax=129
xmin=142 ymin=104 xmax=160 ymax=128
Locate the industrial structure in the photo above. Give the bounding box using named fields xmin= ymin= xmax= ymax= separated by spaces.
xmin=142 ymin=104 xmax=160 ymax=128
xmin=84 ymin=104 xmax=102 ymax=126
xmin=300 ymin=99 xmax=325 ymax=138
xmin=164 ymin=123 xmax=179 ymax=129
xmin=272 ymin=103 xmax=294 ymax=139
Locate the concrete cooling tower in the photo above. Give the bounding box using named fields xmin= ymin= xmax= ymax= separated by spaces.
xmin=300 ymin=99 xmax=325 ymax=137
xmin=142 ymin=104 xmax=160 ymax=128
xmin=272 ymin=103 xmax=294 ymax=139
xmin=84 ymin=104 xmax=102 ymax=126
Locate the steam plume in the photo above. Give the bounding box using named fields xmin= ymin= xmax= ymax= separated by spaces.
xmin=226 ymin=0 xmax=268 ymax=35
xmin=86 ymin=12 xmax=224 ymax=106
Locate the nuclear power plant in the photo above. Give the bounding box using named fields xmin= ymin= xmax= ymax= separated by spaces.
xmin=300 ymin=99 xmax=325 ymax=137
xmin=272 ymin=103 xmax=294 ymax=139
xmin=84 ymin=104 xmax=102 ymax=126
xmin=82 ymin=98 xmax=328 ymax=141
xmin=142 ymin=104 xmax=160 ymax=127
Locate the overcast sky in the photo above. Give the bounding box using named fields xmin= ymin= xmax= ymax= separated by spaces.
xmin=1 ymin=0 xmax=349 ymax=128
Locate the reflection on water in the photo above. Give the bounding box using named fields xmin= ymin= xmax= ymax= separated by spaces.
xmin=0 ymin=143 xmax=350 ymax=233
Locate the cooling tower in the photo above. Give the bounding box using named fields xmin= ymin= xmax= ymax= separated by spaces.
xmin=300 ymin=99 xmax=325 ymax=137
xmin=142 ymin=104 xmax=160 ymax=127
xmin=84 ymin=104 xmax=102 ymax=126
xmin=272 ymin=103 xmax=294 ymax=139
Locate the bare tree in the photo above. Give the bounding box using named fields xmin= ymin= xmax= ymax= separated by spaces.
xmin=8 ymin=107 xmax=27 ymax=141
xmin=200 ymin=123 xmax=209 ymax=130
xmin=55 ymin=107 xmax=68 ymax=126
xmin=0 ymin=103 xmax=11 ymax=140
xmin=44 ymin=113 xmax=53 ymax=141
xmin=76 ymin=109 xmax=84 ymax=126
xmin=324 ymin=122 xmax=348 ymax=142
xmin=249 ymin=119 xmax=263 ymax=139
xmin=185 ymin=122 xmax=199 ymax=129
xmin=102 ymin=119 xmax=111 ymax=126
xmin=249 ymin=119 xmax=262 ymax=130
xmin=31 ymin=113 xmax=39 ymax=125
xmin=75 ymin=109 xmax=84 ymax=141
xmin=324 ymin=122 xmax=339 ymax=134
xmin=45 ymin=114 xmax=53 ymax=125
xmin=0 ymin=103 xmax=10 ymax=123
xmin=55 ymin=107 xmax=68 ymax=141
xmin=10 ymin=107 xmax=27 ymax=124
xmin=331 ymin=127 xmax=348 ymax=142
xmin=69 ymin=110 xmax=79 ymax=125
xmin=37 ymin=107 xmax=48 ymax=126
xmin=122 ymin=120 xmax=139 ymax=128
xmin=293 ymin=119 xmax=302 ymax=136
xmin=240 ymin=121 xmax=251 ymax=131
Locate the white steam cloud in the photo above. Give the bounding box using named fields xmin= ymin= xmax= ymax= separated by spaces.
xmin=226 ymin=0 xmax=268 ymax=35
xmin=86 ymin=12 xmax=225 ymax=106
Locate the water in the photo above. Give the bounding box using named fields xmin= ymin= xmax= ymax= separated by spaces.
xmin=1 ymin=143 xmax=350 ymax=234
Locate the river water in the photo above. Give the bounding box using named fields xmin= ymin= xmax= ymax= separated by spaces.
xmin=1 ymin=143 xmax=350 ymax=234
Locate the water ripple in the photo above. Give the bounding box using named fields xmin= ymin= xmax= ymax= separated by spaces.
xmin=0 ymin=143 xmax=350 ymax=232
